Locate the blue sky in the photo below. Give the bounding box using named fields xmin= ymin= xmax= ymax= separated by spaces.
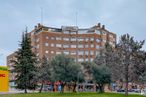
xmin=0 ymin=0 xmax=146 ymax=66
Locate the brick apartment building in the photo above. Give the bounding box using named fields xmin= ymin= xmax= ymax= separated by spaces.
xmin=7 ymin=23 xmax=116 ymax=88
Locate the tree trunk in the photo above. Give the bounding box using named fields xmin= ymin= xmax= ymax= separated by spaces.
xmin=125 ymin=64 xmax=129 ymax=96
xmin=24 ymin=88 xmax=27 ymax=93
xmin=98 ymin=84 xmax=104 ymax=93
xmin=73 ymin=82 xmax=77 ymax=92
xmin=61 ymin=82 xmax=66 ymax=93
xmin=39 ymin=83 xmax=43 ymax=93
xmin=24 ymin=81 xmax=27 ymax=93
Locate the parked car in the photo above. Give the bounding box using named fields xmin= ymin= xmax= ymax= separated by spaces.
xmin=117 ymin=89 xmax=125 ymax=92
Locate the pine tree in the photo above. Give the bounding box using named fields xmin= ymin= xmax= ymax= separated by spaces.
xmin=12 ymin=30 xmax=37 ymax=93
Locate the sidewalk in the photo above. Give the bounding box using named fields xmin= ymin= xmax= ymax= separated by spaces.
xmin=0 ymin=89 xmax=37 ymax=95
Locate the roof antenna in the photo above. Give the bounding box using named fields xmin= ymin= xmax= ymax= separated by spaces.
xmin=75 ymin=12 xmax=78 ymax=27
xmin=25 ymin=26 xmax=28 ymax=33
xmin=40 ymin=7 xmax=43 ymax=25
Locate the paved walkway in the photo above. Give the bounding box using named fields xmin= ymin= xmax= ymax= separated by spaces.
xmin=0 ymin=89 xmax=38 ymax=95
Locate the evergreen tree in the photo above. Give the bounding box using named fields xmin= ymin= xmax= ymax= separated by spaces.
xmin=12 ymin=31 xmax=37 ymax=93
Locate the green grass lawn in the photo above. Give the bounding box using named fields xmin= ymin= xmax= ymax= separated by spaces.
xmin=0 ymin=92 xmax=145 ymax=97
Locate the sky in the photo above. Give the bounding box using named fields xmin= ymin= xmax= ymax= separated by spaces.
xmin=0 ymin=0 xmax=146 ymax=66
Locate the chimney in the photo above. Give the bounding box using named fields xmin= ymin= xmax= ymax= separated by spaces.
xmin=38 ymin=23 xmax=41 ymax=27
xmin=102 ymin=25 xmax=105 ymax=29
xmin=97 ymin=23 xmax=101 ymax=27
xmin=34 ymin=26 xmax=37 ymax=30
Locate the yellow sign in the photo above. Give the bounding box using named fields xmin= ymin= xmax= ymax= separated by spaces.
xmin=0 ymin=66 xmax=9 ymax=92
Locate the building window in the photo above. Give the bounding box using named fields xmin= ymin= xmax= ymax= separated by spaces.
xmin=51 ymin=37 xmax=55 ymax=40
xmin=71 ymin=44 xmax=76 ymax=48
xmin=46 ymin=36 xmax=49 ymax=39
xmin=78 ymin=29 xmax=88 ymax=34
xmin=78 ymin=44 xmax=83 ymax=48
xmin=64 ymin=31 xmax=69 ymax=34
xmin=63 ymin=51 xmax=69 ymax=55
xmin=70 ymin=51 xmax=76 ymax=55
xmin=85 ymin=51 xmax=89 ymax=55
xmin=63 ymin=44 xmax=69 ymax=48
xmin=78 ymin=58 xmax=84 ymax=62
xmin=90 ymin=51 xmax=94 ymax=55
xmin=85 ymin=58 xmax=88 ymax=62
xmin=78 ymin=51 xmax=84 ymax=55
xmin=71 ymin=38 xmax=76 ymax=41
xmin=45 ymin=51 xmax=49 ymax=54
xmin=109 ymin=34 xmax=113 ymax=38
xmin=103 ymin=39 xmax=106 ymax=43
xmin=90 ymin=58 xmax=94 ymax=62
xmin=85 ymin=44 xmax=89 ymax=48
xmin=56 ymin=51 xmax=61 ymax=54
xmin=96 ymin=51 xmax=100 ymax=55
xmin=70 ymin=32 xmax=76 ymax=34
xmin=56 ymin=37 xmax=62 ymax=40
xmin=90 ymin=44 xmax=94 ymax=48
xmin=56 ymin=44 xmax=62 ymax=47
xmin=78 ymin=38 xmax=84 ymax=41
xmin=36 ymin=38 xmax=39 ymax=42
xmin=90 ymin=38 xmax=94 ymax=41
xmin=36 ymin=44 xmax=39 ymax=48
xmin=102 ymin=32 xmax=106 ymax=35
xmin=85 ymin=38 xmax=89 ymax=42
xmin=96 ymin=38 xmax=100 ymax=42
xmin=109 ymin=41 xmax=113 ymax=45
xmin=63 ymin=38 xmax=69 ymax=41
xmin=51 ymin=44 xmax=55 ymax=47
xmin=45 ymin=43 xmax=49 ymax=46
xmin=51 ymin=51 xmax=54 ymax=54
xmin=96 ymin=45 xmax=99 ymax=49
xmin=95 ymin=30 xmax=101 ymax=34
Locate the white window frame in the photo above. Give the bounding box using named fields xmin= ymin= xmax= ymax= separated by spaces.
xmin=85 ymin=51 xmax=89 ymax=55
xmin=90 ymin=38 xmax=94 ymax=41
xmin=78 ymin=58 xmax=84 ymax=62
xmin=45 ymin=43 xmax=49 ymax=46
xmin=63 ymin=44 xmax=69 ymax=48
xmin=63 ymin=38 xmax=69 ymax=41
xmin=90 ymin=44 xmax=94 ymax=48
xmin=71 ymin=44 xmax=76 ymax=48
xmin=45 ymin=50 xmax=49 ymax=54
xmin=51 ymin=44 xmax=55 ymax=47
xmin=56 ymin=44 xmax=62 ymax=47
xmin=78 ymin=51 xmax=84 ymax=55
xmin=78 ymin=44 xmax=83 ymax=48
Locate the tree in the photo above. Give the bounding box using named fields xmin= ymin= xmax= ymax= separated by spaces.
xmin=12 ymin=31 xmax=37 ymax=93
xmin=37 ymin=56 xmax=52 ymax=93
xmin=81 ymin=62 xmax=94 ymax=82
xmin=94 ymin=42 xmax=120 ymax=82
xmin=92 ymin=65 xmax=111 ymax=93
xmin=115 ymin=34 xmax=145 ymax=96
xmin=94 ymin=34 xmax=146 ymax=95
xmin=51 ymin=54 xmax=83 ymax=93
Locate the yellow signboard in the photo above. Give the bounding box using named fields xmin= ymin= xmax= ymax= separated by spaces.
xmin=0 ymin=66 xmax=9 ymax=92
